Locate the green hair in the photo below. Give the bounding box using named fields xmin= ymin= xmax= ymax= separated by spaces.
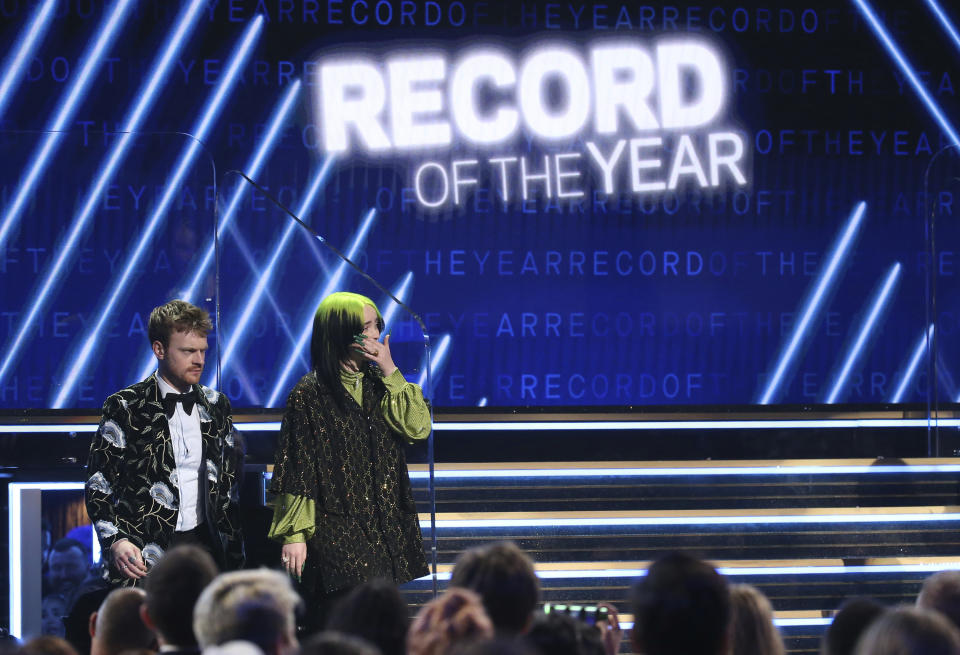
xmin=311 ymin=292 xmax=384 ymax=403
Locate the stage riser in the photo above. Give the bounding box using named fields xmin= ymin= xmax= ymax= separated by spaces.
xmin=3 ymin=425 xmax=957 ymax=467
xmin=5 ymin=417 xmax=956 ymax=655
xmin=413 ymin=477 xmax=960 ymax=511
xmin=397 ymin=455 xmax=960 ymax=655
xmin=781 ymin=629 xmax=824 ymax=655
xmin=430 ymin=427 xmax=956 ymax=462
xmin=423 ymin=526 xmax=960 ymax=560
xmin=402 ymin=574 xmax=929 ymax=607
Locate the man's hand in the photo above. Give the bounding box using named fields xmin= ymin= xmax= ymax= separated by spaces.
xmin=599 ymin=603 xmax=623 ymax=655
xmin=111 ymin=539 xmax=148 ymax=580
xmin=281 ymin=542 xmax=307 ymax=580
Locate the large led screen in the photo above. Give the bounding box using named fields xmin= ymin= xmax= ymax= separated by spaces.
xmin=0 ymin=0 xmax=957 ymax=409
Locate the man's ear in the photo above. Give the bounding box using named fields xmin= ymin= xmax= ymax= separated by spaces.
xmin=278 ymin=624 xmax=298 ymax=655
xmin=139 ymin=604 xmax=156 ymax=632
xmin=152 ymin=341 xmax=165 ymax=361
xmin=521 ymin=613 xmax=534 ymax=635
xmin=88 ymin=610 xmax=98 ymax=639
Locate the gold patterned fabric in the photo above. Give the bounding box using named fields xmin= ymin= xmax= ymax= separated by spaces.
xmin=269 ymin=365 xmax=430 ymax=595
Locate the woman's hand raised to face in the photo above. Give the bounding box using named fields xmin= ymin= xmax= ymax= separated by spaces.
xmin=354 ymin=333 xmax=397 ymax=377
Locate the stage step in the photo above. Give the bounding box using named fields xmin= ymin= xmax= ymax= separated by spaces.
xmin=410 ymin=458 xmax=960 ymax=512
xmin=397 ymin=459 xmax=960 ymax=654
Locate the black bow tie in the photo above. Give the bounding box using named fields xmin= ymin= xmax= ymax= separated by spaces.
xmin=163 ymin=390 xmax=197 ymax=419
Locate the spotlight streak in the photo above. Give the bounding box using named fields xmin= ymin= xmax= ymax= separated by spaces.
xmin=1 ymin=0 xmax=205 ymax=389
xmin=934 ymin=354 xmax=959 ymax=403
xmin=380 ymin=272 xmax=415 ymax=332
xmin=0 ymin=0 xmax=136 ymax=256
xmin=135 ymin=79 xmax=302 ymax=382
xmin=924 ymin=0 xmax=960 ymax=54
xmin=53 ymin=16 xmax=264 ymax=407
xmin=418 ymin=333 xmax=451 ymax=389
xmin=0 ymin=0 xmax=56 ymax=122
xmin=182 ymin=80 xmax=303 ymax=305
xmin=824 ymin=263 xmax=902 ymax=404
xmin=891 ymin=324 xmax=934 ymax=403
xmin=852 ymin=0 xmax=960 ymax=147
xmin=757 ymin=202 xmax=866 ymax=404
xmin=266 ymin=208 xmax=378 ymax=407
xmin=220 ymin=157 xmax=336 ymax=378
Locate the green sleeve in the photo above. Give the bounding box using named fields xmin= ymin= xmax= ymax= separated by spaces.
xmin=267 ymin=493 xmax=316 ymax=544
xmin=380 ymin=369 xmax=432 ymax=442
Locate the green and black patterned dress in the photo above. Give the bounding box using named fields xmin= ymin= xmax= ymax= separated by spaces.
xmin=268 ymin=365 xmax=430 ymax=600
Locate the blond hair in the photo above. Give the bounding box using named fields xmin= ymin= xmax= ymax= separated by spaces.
xmin=729 ymin=584 xmax=785 ymax=655
xmin=193 ymin=569 xmax=300 ymax=651
xmin=148 ymin=299 xmax=212 ymax=347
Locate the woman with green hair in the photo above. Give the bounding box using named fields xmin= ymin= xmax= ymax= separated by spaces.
xmin=268 ymin=291 xmax=431 ymax=631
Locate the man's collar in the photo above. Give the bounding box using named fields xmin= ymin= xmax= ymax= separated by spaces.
xmin=155 ymin=372 xmax=192 ymax=397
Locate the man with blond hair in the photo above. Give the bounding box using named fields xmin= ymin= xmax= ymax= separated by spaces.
xmin=193 ymin=569 xmax=301 ymax=655
xmin=86 ymin=300 xmax=244 ymax=587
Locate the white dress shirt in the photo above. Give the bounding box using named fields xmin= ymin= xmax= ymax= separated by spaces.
xmin=156 ymin=373 xmax=204 ymax=531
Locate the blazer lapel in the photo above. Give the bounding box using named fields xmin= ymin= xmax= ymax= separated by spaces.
xmin=142 ymin=375 xmax=174 ymax=474
xmin=194 ymin=384 xmax=217 ymax=451
xmin=193 ymin=385 xmax=222 ymax=508
xmin=194 ymin=384 xmax=214 ymax=422
xmin=143 ymin=374 xmax=164 ymax=415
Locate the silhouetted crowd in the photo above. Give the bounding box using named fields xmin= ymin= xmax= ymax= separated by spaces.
xmin=12 ymin=541 xmax=960 ymax=655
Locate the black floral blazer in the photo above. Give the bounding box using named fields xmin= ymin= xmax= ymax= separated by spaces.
xmin=85 ymin=375 xmax=244 ymax=585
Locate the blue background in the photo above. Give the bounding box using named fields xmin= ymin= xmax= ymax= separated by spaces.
xmin=0 ymin=0 xmax=958 ymax=409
